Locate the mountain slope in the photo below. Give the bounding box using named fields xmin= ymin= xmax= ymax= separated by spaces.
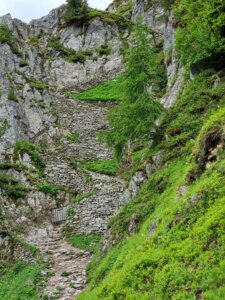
xmin=0 ymin=0 xmax=225 ymax=299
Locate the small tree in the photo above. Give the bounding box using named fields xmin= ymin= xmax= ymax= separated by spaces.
xmin=105 ymin=19 xmax=162 ymax=160
xmin=65 ymin=0 xmax=89 ymax=23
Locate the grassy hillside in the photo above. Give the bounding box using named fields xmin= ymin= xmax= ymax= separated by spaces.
xmin=77 ymin=71 xmax=225 ymax=299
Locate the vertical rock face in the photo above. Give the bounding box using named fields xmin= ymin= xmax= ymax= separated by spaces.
xmin=0 ymin=7 xmax=124 ymax=151
xmin=0 ymin=7 xmax=125 ymax=239
xmin=132 ymin=0 xmax=184 ymax=108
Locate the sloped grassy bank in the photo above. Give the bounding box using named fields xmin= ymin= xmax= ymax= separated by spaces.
xmin=77 ymin=70 xmax=225 ymax=299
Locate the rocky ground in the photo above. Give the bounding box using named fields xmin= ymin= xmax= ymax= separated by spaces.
xmin=26 ymin=226 xmax=91 ymax=300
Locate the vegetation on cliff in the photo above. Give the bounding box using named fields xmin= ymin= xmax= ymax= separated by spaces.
xmin=78 ymin=69 xmax=225 ymax=300
xmin=1 ymin=0 xmax=225 ymax=298
xmin=76 ymin=1 xmax=225 ymax=299
xmin=103 ymin=20 xmax=163 ymax=160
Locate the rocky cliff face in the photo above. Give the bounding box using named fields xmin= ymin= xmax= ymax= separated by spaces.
xmin=0 ymin=7 xmax=127 ymax=269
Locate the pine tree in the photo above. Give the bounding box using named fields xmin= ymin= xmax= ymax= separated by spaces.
xmin=105 ymin=19 xmax=162 ymax=160
xmin=65 ymin=0 xmax=89 ymax=23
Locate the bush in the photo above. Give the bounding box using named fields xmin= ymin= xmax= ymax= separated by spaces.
xmin=8 ymin=89 xmax=18 ymax=102
xmin=175 ymin=0 xmax=225 ymax=64
xmin=47 ymin=36 xmax=92 ymax=64
xmin=64 ymin=0 xmax=89 ymax=24
xmin=37 ymin=182 xmax=59 ymax=196
xmin=65 ymin=52 xmax=86 ymax=63
xmin=0 ymin=173 xmax=27 ymax=198
xmin=0 ymin=25 xmax=17 ymax=47
xmin=0 ymin=119 xmax=10 ymax=139
xmin=14 ymin=140 xmax=46 ymax=170
xmin=30 ymin=80 xmax=48 ymax=92
xmin=96 ymin=45 xmax=111 ymax=56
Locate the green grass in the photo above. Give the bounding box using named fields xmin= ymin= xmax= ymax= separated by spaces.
xmin=77 ymin=70 xmax=225 ymax=299
xmin=70 ymin=191 xmax=96 ymax=203
xmin=65 ymin=133 xmax=80 ymax=141
xmin=82 ymin=159 xmax=118 ymax=175
xmin=0 ymin=261 xmax=43 ymax=300
xmin=68 ymin=76 xmax=125 ymax=102
xmin=0 ymin=161 xmax=29 ymax=172
xmin=67 ymin=234 xmax=101 ymax=254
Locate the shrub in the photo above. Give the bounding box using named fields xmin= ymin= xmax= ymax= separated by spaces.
xmin=37 ymin=182 xmax=59 ymax=196
xmin=0 ymin=173 xmax=27 ymax=198
xmin=175 ymin=0 xmax=225 ymax=64
xmin=65 ymin=52 xmax=86 ymax=63
xmin=14 ymin=140 xmax=46 ymax=170
xmin=0 ymin=25 xmax=17 ymax=47
xmin=8 ymin=89 xmax=18 ymax=102
xmin=64 ymin=0 xmax=89 ymax=24
xmin=47 ymin=36 xmax=92 ymax=64
xmin=96 ymin=45 xmax=111 ymax=56
xmin=30 ymin=80 xmax=48 ymax=92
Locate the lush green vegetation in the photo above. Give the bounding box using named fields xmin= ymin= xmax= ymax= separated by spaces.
xmin=0 ymin=262 xmax=43 ymax=300
xmin=37 ymin=182 xmax=59 ymax=196
xmin=66 ymin=234 xmax=101 ymax=254
xmin=175 ymin=0 xmax=225 ymax=64
xmin=77 ymin=68 xmax=225 ymax=299
xmin=14 ymin=140 xmax=46 ymax=170
xmin=103 ymin=20 xmax=163 ymax=159
xmin=69 ymin=76 xmax=125 ymax=102
xmin=64 ymin=0 xmax=89 ymax=24
xmin=0 ymin=25 xmax=17 ymax=50
xmin=82 ymin=160 xmax=118 ymax=175
xmin=64 ymin=0 xmax=130 ymax=29
xmin=0 ymin=173 xmax=27 ymax=199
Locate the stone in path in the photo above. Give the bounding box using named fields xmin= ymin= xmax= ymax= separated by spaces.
xmin=26 ymin=227 xmax=91 ymax=299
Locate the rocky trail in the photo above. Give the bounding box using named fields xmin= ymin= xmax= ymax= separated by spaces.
xmin=26 ymin=226 xmax=91 ymax=300
xmin=23 ymin=95 xmax=125 ymax=299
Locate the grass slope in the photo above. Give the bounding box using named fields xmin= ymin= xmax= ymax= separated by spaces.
xmin=77 ymin=70 xmax=225 ymax=299
xmin=69 ymin=76 xmax=125 ymax=102
xmin=0 ymin=262 xmax=43 ymax=300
